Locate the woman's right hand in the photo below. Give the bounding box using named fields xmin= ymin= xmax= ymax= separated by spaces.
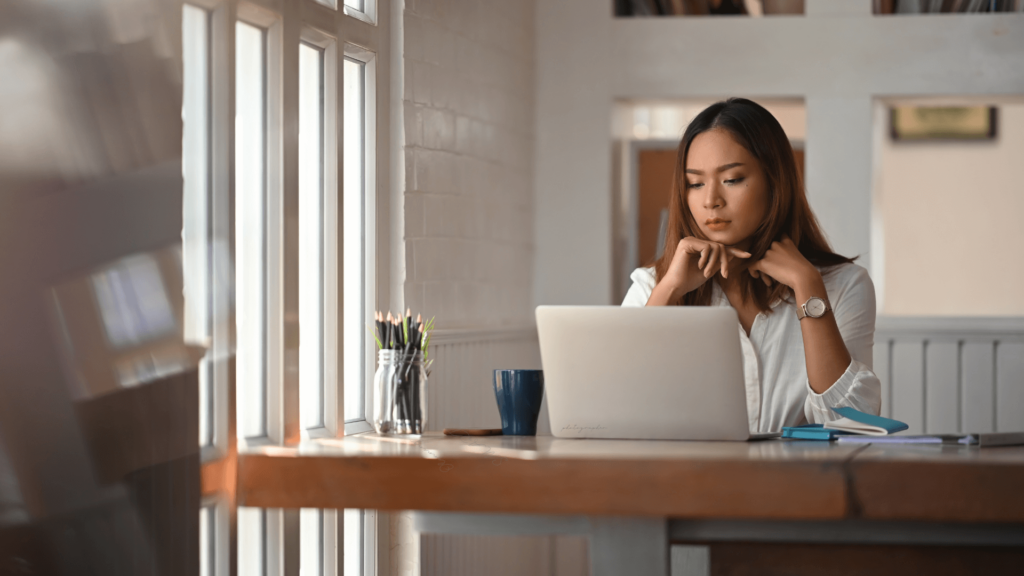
xmin=647 ymin=237 xmax=751 ymax=305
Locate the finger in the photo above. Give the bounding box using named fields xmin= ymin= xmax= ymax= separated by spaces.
xmin=720 ymin=248 xmax=730 ymax=279
xmin=681 ymin=238 xmax=708 ymax=255
xmin=761 ymin=273 xmax=773 ymax=287
xmin=748 ymin=260 xmax=760 ymax=278
xmin=727 ymin=248 xmax=752 ymax=259
xmin=705 ymin=245 xmax=720 ymax=278
xmin=702 ymin=246 xmax=714 ymax=278
xmin=698 ymin=245 xmax=709 ymax=270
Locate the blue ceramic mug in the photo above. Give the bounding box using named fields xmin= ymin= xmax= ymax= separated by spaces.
xmin=492 ymin=369 xmax=544 ymax=436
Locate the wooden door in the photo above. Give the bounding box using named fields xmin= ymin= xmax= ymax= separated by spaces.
xmin=638 ymin=149 xmax=677 ymax=268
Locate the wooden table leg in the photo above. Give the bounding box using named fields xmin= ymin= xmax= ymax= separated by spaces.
xmin=587 ymin=517 xmax=668 ymax=576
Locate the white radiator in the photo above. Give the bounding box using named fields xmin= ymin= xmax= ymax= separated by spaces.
xmin=424 ymin=327 xmax=545 ymax=433
xmin=874 ymin=317 xmax=1024 ymax=434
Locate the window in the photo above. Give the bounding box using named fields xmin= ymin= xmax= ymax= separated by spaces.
xmin=300 ymin=41 xmax=326 ymax=431
xmin=238 ymin=507 xmax=266 ymax=576
xmin=300 ymin=508 xmax=324 ymax=576
xmin=182 ymin=2 xmax=213 ymax=447
xmin=342 ymin=53 xmax=369 ymax=426
xmin=298 ymin=30 xmax=340 ymax=576
xmin=299 ymin=26 xmax=345 ymax=445
xmin=235 ymin=19 xmax=268 ymax=440
xmin=200 ymin=504 xmax=215 ymax=576
xmin=342 ymin=0 xmax=376 ymax=25
xmin=188 ymin=2 xmax=391 ymax=575
xmin=344 ymin=509 xmax=364 ymax=575
xmin=235 ymin=14 xmax=285 ymax=576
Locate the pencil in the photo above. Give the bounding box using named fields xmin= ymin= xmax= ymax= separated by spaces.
xmin=387 ymin=312 xmax=395 ymax=349
xmin=376 ymin=311 xmax=385 ymax=349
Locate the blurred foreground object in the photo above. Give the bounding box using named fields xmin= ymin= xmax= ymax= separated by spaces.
xmin=0 ymin=0 xmax=199 ymax=573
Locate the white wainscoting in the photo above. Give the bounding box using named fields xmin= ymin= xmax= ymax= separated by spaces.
xmin=417 ymin=327 xmax=585 ymax=576
xmin=874 ymin=317 xmax=1024 ymax=435
xmin=425 ymin=327 xmax=545 ymax=433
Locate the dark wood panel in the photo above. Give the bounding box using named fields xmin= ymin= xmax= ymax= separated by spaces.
xmin=125 ymin=455 xmax=201 ymax=576
xmin=706 ymin=542 xmax=1024 ymax=576
xmin=849 ymin=460 xmax=1024 ymax=523
xmin=74 ymin=370 xmax=200 ymax=484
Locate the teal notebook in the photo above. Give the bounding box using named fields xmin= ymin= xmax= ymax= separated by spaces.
xmin=827 ymin=407 xmax=909 ymax=436
xmin=782 ymin=409 xmax=909 ymax=441
xmin=781 ymin=424 xmax=852 ymax=441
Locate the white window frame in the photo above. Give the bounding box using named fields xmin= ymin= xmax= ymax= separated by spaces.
xmin=200 ymin=0 xmax=235 ymax=469
xmin=341 ymin=42 xmax=379 ymax=436
xmin=299 ymin=26 xmax=341 ymax=441
xmin=343 ymin=0 xmax=377 ymax=26
xmin=235 ymin=1 xmax=286 ymax=450
xmin=233 ymin=5 xmax=289 ymax=576
xmin=191 ymin=0 xmax=393 ymax=574
xmin=190 ymin=3 xmax=234 ymax=574
xmin=183 ymin=1 xmax=215 ymax=451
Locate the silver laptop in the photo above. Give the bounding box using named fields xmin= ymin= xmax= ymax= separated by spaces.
xmin=536 ymin=306 xmax=773 ymax=441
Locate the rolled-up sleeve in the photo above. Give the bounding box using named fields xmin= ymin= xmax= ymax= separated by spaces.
xmin=804 ymin=358 xmax=882 ymax=423
xmin=621 ymin=267 xmax=657 ymax=307
xmin=803 ymin=265 xmax=883 ymax=423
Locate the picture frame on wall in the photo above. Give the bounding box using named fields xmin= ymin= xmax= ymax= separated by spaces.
xmin=890 ymin=105 xmax=997 ymax=141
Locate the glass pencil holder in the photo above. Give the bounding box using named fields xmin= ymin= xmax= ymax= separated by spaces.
xmin=372 ymin=349 xmax=427 ymax=435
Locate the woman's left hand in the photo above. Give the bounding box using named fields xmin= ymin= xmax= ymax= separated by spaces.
xmin=747 ymin=236 xmax=821 ymax=292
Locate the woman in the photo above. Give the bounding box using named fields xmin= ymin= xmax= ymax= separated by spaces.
xmin=622 ymin=98 xmax=881 ymax=434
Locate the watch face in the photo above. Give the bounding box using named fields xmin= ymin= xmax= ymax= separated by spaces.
xmin=806 ymin=297 xmax=827 ymax=317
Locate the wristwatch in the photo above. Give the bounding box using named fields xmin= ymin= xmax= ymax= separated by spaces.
xmin=796 ymin=296 xmax=830 ymax=320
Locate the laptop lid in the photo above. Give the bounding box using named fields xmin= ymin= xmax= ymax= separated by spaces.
xmin=536 ymin=306 xmax=751 ymax=441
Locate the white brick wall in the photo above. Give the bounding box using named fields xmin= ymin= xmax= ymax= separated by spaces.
xmin=402 ymin=0 xmax=535 ymax=329
xmin=393 ymin=4 xmax=571 ymax=576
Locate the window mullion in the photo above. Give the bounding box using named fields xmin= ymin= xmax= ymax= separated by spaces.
xmin=277 ymin=3 xmax=302 ymax=448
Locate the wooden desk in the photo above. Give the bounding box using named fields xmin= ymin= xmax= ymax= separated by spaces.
xmin=237 ymin=434 xmax=1024 ymax=575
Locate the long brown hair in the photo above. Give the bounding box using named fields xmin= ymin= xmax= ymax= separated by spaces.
xmin=653 ymin=98 xmax=853 ymax=311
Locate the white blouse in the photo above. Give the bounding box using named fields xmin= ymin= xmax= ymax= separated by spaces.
xmin=621 ymin=262 xmax=882 ymax=434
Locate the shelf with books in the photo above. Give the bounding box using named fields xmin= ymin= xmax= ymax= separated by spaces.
xmin=874 ymin=0 xmax=1024 ymax=14
xmin=614 ymin=0 xmax=1024 ymax=16
xmin=614 ymin=0 xmax=803 ymax=17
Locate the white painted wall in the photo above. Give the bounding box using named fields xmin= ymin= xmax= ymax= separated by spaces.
xmin=621 ymin=100 xmax=806 ymax=142
xmin=402 ymin=0 xmax=536 ymax=329
xmin=876 ymin=103 xmax=1024 ymax=316
xmin=535 ymin=0 xmax=1024 ymax=306
xmin=535 ymin=1 xmax=613 ymax=305
xmin=397 ymin=2 xmax=559 ymax=575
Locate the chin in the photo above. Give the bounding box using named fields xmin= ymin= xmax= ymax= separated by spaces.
xmin=703 ymin=231 xmax=744 ymax=246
